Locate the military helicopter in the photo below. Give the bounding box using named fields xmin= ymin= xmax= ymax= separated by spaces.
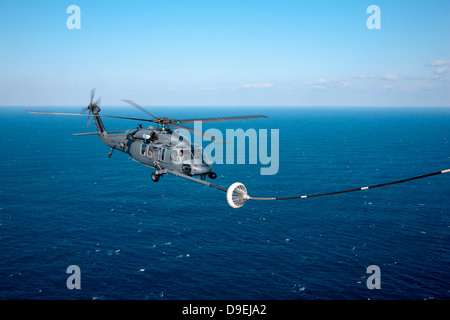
xmin=27 ymin=89 xmax=267 ymax=185
xmin=27 ymin=89 xmax=449 ymax=209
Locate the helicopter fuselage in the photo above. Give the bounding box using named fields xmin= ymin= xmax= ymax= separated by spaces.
xmin=26 ymin=89 xmax=268 ymax=202
xmin=29 ymin=90 xmax=268 ymax=184
xmin=99 ymin=126 xmax=214 ymax=181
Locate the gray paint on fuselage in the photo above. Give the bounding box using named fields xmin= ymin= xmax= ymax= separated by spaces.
xmin=93 ymin=108 xmax=212 ymax=175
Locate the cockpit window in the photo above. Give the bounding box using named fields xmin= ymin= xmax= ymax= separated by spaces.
xmin=175 ymin=145 xmax=211 ymax=164
xmin=191 ymin=146 xmax=202 ymax=159
xmin=178 ymin=146 xmax=201 ymax=160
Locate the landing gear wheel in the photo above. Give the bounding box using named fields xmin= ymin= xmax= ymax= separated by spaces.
xmin=208 ymin=172 xmax=217 ymax=179
xmin=151 ymin=172 xmax=160 ymax=182
xmin=201 ymin=173 xmax=206 ymax=180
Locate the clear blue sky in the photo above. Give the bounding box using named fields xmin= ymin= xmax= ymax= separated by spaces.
xmin=0 ymin=0 xmax=449 ymax=107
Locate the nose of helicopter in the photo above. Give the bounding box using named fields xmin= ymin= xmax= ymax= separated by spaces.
xmin=191 ymin=162 xmax=212 ymax=175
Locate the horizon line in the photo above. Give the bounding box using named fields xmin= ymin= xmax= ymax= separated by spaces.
xmin=2 ymin=105 xmax=450 ymax=108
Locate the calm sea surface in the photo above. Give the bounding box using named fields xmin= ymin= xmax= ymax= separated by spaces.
xmin=0 ymin=106 xmax=449 ymax=300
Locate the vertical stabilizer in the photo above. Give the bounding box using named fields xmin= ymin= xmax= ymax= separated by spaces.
xmin=91 ymin=105 xmax=106 ymax=134
xmin=84 ymin=89 xmax=106 ymax=135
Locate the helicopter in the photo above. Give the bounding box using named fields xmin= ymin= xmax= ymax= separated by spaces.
xmin=27 ymin=89 xmax=450 ymax=209
xmin=27 ymin=89 xmax=267 ymax=185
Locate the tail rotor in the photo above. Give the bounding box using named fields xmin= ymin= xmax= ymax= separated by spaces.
xmin=82 ymin=88 xmax=101 ymax=127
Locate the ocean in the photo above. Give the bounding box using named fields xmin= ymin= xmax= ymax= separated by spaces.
xmin=0 ymin=106 xmax=449 ymax=300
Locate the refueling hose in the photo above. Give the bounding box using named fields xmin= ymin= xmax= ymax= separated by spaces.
xmin=226 ymin=169 xmax=450 ymax=208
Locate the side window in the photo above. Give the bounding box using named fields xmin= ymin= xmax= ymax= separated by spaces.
xmin=171 ymin=150 xmax=179 ymax=162
xmin=141 ymin=143 xmax=147 ymax=156
xmin=157 ymin=148 xmax=164 ymax=161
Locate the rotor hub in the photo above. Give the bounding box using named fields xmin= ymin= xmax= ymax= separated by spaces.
xmin=154 ymin=117 xmax=177 ymax=124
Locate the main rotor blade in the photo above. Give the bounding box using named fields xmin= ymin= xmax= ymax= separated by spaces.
xmin=177 ymin=115 xmax=268 ymax=124
xmin=121 ymin=99 xmax=158 ymax=119
xmin=72 ymin=130 xmax=124 ymax=136
xmin=26 ymin=110 xmax=156 ymax=123
xmin=28 ymin=111 xmax=93 ymax=116
xmin=170 ymin=123 xmax=225 ymax=144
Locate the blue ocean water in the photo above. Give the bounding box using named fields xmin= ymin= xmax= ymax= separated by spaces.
xmin=0 ymin=106 xmax=449 ymax=300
